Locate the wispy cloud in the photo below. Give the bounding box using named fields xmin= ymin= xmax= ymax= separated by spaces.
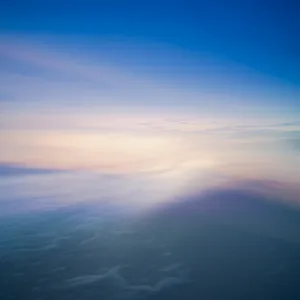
xmin=0 ymin=35 xmax=207 ymax=111
xmin=0 ymin=35 xmax=299 ymax=190
xmin=63 ymin=264 xmax=190 ymax=299
xmin=0 ymin=163 xmax=65 ymax=177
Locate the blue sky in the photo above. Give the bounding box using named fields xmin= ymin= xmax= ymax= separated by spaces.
xmin=0 ymin=0 xmax=299 ymax=117
xmin=1 ymin=0 xmax=299 ymax=84
xmin=0 ymin=0 xmax=299 ymax=204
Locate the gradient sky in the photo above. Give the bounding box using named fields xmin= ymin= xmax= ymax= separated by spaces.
xmin=1 ymin=0 xmax=300 ymax=204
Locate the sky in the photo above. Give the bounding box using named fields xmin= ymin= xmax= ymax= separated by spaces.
xmin=0 ymin=0 xmax=300 ymax=206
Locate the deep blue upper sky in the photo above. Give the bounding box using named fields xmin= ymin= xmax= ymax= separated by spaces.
xmin=1 ymin=0 xmax=299 ymax=86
